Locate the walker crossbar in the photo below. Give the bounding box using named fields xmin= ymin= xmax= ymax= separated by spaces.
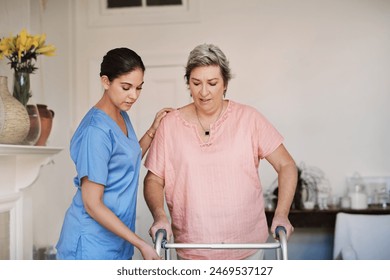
xmin=154 ymin=226 xmax=288 ymax=260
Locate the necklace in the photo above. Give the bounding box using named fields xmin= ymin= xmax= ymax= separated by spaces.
xmin=195 ymin=104 xmax=224 ymax=136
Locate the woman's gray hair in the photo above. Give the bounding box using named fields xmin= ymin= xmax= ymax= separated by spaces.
xmin=185 ymin=43 xmax=232 ymax=87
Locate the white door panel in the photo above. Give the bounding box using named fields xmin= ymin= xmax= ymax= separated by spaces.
xmin=131 ymin=65 xmax=190 ymax=260
xmin=129 ymin=66 xmax=190 ymax=135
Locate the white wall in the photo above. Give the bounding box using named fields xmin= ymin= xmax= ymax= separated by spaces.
xmin=0 ymin=0 xmax=30 ymax=78
xmin=1 ymin=0 xmax=390 ymax=259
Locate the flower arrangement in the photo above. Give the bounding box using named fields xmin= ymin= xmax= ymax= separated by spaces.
xmin=0 ymin=29 xmax=55 ymax=106
xmin=0 ymin=29 xmax=56 ymax=73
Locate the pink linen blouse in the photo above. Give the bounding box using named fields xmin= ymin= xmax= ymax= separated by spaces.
xmin=144 ymin=100 xmax=284 ymax=259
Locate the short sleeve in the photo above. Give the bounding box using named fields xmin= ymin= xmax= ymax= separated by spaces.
xmin=254 ymin=111 xmax=284 ymax=159
xmin=144 ymin=118 xmax=166 ymax=179
xmin=72 ymin=125 xmax=112 ymax=186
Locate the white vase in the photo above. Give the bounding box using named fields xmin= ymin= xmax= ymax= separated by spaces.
xmin=0 ymin=76 xmax=30 ymax=144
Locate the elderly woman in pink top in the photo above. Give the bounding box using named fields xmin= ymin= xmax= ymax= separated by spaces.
xmin=144 ymin=43 xmax=297 ymax=260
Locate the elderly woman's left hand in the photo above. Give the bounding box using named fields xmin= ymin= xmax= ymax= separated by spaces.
xmin=270 ymin=213 xmax=294 ymax=240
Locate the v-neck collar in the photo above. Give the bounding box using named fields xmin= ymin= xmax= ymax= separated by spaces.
xmin=92 ymin=107 xmax=131 ymax=140
xmin=176 ymin=100 xmax=232 ymax=145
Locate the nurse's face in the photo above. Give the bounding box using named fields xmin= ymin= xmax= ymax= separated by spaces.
xmin=102 ymin=68 xmax=144 ymax=111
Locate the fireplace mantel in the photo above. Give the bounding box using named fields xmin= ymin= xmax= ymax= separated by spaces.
xmin=0 ymin=144 xmax=63 ymax=259
xmin=0 ymin=144 xmax=63 ymax=192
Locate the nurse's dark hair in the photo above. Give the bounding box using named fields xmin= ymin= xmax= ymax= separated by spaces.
xmin=184 ymin=43 xmax=232 ymax=87
xmin=100 ymin=47 xmax=145 ymax=81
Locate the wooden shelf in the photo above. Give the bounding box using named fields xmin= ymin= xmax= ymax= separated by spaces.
xmin=266 ymin=206 xmax=390 ymax=228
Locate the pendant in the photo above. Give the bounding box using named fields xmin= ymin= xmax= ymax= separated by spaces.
xmin=205 ymin=131 xmax=210 ymax=136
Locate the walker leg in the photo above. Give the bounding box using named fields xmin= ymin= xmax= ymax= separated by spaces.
xmin=276 ymin=248 xmax=281 ymax=260
xmin=166 ymin=248 xmax=171 ymax=260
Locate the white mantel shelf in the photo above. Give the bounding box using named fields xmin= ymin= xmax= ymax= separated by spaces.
xmin=0 ymin=144 xmax=63 ymax=155
xmin=0 ymin=144 xmax=63 ymax=192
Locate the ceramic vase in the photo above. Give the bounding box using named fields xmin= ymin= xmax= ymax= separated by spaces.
xmin=0 ymin=76 xmax=30 ymax=144
xmin=35 ymin=104 xmax=54 ymax=146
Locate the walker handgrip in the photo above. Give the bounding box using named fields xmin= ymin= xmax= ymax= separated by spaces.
xmin=275 ymin=226 xmax=288 ymax=260
xmin=154 ymin=229 xmax=167 ymax=257
xmin=275 ymin=226 xmax=287 ymax=239
xmin=156 ymin=229 xmax=167 ymax=240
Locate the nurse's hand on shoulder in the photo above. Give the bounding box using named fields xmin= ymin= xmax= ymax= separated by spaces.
xmin=139 ymin=243 xmax=162 ymax=260
xmin=149 ymin=108 xmax=174 ymax=134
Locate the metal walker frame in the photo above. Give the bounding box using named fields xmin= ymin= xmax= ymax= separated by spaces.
xmin=154 ymin=226 xmax=288 ymax=260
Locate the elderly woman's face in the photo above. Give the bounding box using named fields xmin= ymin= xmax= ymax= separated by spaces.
xmin=189 ymin=65 xmax=226 ymax=109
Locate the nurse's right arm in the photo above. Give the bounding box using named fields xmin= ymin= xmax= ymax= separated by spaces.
xmin=143 ymin=171 xmax=173 ymax=241
xmin=81 ymin=177 xmax=160 ymax=260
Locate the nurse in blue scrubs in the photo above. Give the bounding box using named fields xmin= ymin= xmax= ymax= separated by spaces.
xmin=56 ymin=48 xmax=172 ymax=260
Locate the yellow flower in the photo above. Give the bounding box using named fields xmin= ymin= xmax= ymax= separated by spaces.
xmin=0 ymin=37 xmax=13 ymax=56
xmin=19 ymin=29 xmax=27 ymax=47
xmin=31 ymin=35 xmax=40 ymax=49
xmin=36 ymin=45 xmax=56 ymax=56
xmin=38 ymin=33 xmax=46 ymax=47
xmin=0 ymin=29 xmax=56 ymax=73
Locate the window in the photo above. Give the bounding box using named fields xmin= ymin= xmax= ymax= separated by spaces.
xmin=146 ymin=0 xmax=182 ymax=6
xmin=107 ymin=0 xmax=142 ymax=8
xmin=88 ymin=0 xmax=199 ymax=26
xmin=107 ymin=0 xmax=183 ymax=8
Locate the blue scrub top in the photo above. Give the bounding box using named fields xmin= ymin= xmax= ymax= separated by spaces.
xmin=56 ymin=107 xmax=141 ymax=260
